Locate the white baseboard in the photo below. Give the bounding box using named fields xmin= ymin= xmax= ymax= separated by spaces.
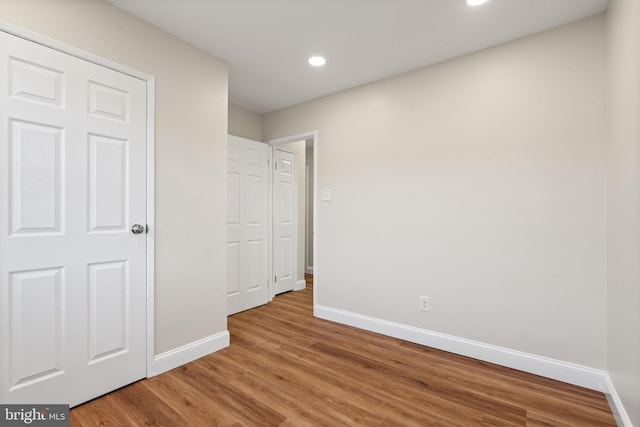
xmin=604 ymin=373 xmax=634 ymax=427
xmin=305 ymin=266 xmax=314 ymax=275
xmin=149 ymin=330 xmax=230 ymax=377
xmin=295 ymin=279 xmax=307 ymax=291
xmin=314 ymin=305 xmax=607 ymax=392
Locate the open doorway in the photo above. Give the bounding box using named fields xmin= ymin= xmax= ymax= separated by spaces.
xmin=227 ymin=132 xmax=317 ymax=314
xmin=267 ymin=132 xmax=317 ymax=309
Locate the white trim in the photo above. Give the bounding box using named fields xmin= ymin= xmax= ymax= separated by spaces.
xmin=604 ymin=373 xmax=634 ymax=427
xmin=315 ymin=305 xmax=608 ymax=392
xmin=313 ymin=131 xmax=317 ymax=310
xmin=267 ymin=146 xmax=274 ymax=301
xmin=150 ymin=331 xmax=230 ymax=377
xmin=305 ymin=267 xmax=314 ymax=275
xmin=0 ymin=20 xmax=158 ymax=379
xmin=266 ymin=131 xmax=318 ymax=310
xmin=267 ymin=131 xmax=316 ymax=146
xmin=295 ymin=279 xmax=307 ymax=291
xmin=145 ymin=79 xmax=156 ymax=377
xmin=0 ymin=20 xmax=151 ymax=81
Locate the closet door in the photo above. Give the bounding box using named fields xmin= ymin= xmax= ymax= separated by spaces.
xmin=227 ymin=135 xmax=269 ymax=314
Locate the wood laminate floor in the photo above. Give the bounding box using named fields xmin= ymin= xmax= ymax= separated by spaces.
xmin=71 ymin=275 xmax=616 ymax=426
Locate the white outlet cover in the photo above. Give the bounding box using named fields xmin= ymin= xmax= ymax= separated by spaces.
xmin=320 ymin=189 xmax=332 ymax=201
xmin=420 ymin=296 xmax=430 ymax=312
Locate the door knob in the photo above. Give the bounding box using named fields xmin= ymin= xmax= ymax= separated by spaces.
xmin=131 ymin=224 xmax=146 ymax=234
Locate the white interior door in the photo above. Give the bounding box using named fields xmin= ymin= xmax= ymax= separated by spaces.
xmin=273 ymin=148 xmax=296 ymax=295
xmin=0 ymin=31 xmax=147 ymax=406
xmin=227 ymin=135 xmax=269 ymax=315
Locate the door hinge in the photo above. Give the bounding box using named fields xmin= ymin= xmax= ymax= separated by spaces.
xmin=274 ymin=275 xmax=278 ymax=283
xmin=275 ymin=162 xmax=278 ymax=170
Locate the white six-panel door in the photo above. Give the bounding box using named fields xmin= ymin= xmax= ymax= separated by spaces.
xmin=273 ymin=148 xmax=296 ymax=295
xmin=227 ymin=136 xmax=269 ymax=315
xmin=0 ymin=32 xmax=147 ymax=406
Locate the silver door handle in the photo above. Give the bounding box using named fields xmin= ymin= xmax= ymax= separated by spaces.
xmin=131 ymin=224 xmax=145 ymax=234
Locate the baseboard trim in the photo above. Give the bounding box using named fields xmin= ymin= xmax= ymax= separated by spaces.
xmin=150 ymin=330 xmax=230 ymax=377
xmin=295 ymin=279 xmax=307 ymax=291
xmin=604 ymin=373 xmax=634 ymax=427
xmin=305 ymin=267 xmax=314 ymax=275
xmin=314 ymin=305 xmax=606 ymax=392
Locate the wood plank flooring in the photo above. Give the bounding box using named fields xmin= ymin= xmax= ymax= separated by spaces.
xmin=71 ymin=275 xmax=616 ymax=426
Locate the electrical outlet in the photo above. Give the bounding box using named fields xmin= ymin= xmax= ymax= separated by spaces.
xmin=419 ymin=296 xmax=430 ymax=312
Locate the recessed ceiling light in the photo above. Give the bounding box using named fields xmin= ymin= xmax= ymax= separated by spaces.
xmin=308 ymin=56 xmax=326 ymax=67
xmin=467 ymin=0 xmax=488 ymax=5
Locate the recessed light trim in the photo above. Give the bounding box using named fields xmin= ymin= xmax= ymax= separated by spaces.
xmin=308 ymin=56 xmax=326 ymax=67
xmin=467 ymin=0 xmax=488 ymax=5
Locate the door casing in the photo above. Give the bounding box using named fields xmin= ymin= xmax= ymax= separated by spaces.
xmin=0 ymin=21 xmax=157 ymax=376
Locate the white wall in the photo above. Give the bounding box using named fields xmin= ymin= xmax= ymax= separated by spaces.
xmin=605 ymin=0 xmax=640 ymax=424
xmin=229 ymin=104 xmax=262 ymax=141
xmin=0 ymin=0 xmax=229 ymax=355
xmin=263 ymin=16 xmax=607 ymax=368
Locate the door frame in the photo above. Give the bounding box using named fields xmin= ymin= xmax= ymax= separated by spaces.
xmin=0 ymin=21 xmax=157 ymax=376
xmin=266 ymin=131 xmax=318 ymax=311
